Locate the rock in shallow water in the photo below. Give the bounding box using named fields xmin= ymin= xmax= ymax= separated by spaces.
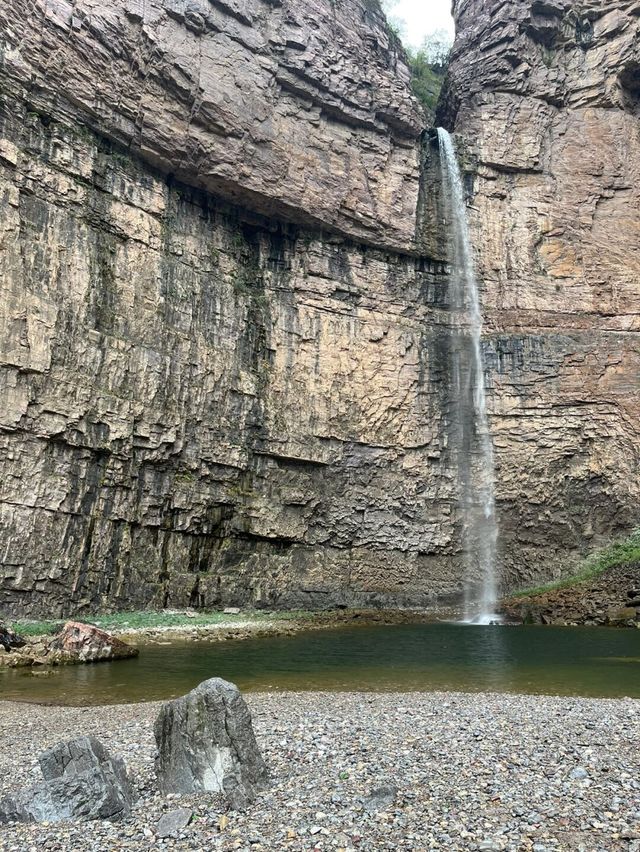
xmin=154 ymin=677 xmax=269 ymax=808
xmin=46 ymin=621 xmax=139 ymax=664
xmin=0 ymin=736 xmax=135 ymax=823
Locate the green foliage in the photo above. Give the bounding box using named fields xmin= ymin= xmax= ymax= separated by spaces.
xmin=406 ymin=31 xmax=452 ymax=118
xmin=413 ymin=29 xmax=452 ymax=69
xmin=12 ymin=620 xmax=63 ymax=637
xmin=377 ymin=1 xmax=453 ymax=117
xmin=514 ymin=529 xmax=640 ymax=598
xmin=10 ymin=609 xmax=316 ymax=636
xmin=408 ymin=54 xmax=447 ymax=117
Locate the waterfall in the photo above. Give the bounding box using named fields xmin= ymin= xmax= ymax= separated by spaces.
xmin=437 ymin=128 xmax=500 ymax=624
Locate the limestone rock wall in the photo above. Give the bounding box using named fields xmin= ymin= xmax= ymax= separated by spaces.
xmin=0 ymin=0 xmax=423 ymax=251
xmin=0 ymin=107 xmax=461 ymax=615
xmin=0 ymin=0 xmax=468 ymax=615
xmin=443 ymin=0 xmax=640 ymax=589
xmin=2 ymin=0 xmax=639 ymax=616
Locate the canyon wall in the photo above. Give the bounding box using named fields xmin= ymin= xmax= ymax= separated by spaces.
xmin=0 ymin=0 xmax=464 ymax=616
xmin=1 ymin=0 xmax=638 ymax=616
xmin=443 ymin=0 xmax=640 ymax=585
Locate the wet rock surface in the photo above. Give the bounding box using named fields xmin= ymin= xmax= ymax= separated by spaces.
xmin=154 ymin=678 xmax=269 ymax=807
xmin=0 ymin=736 xmax=135 ymax=825
xmin=502 ymin=565 xmax=640 ymax=627
xmin=0 ymin=692 xmax=638 ymax=850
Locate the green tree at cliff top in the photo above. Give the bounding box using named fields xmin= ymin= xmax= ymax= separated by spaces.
xmin=380 ymin=1 xmax=453 ymax=119
xmin=407 ymin=31 xmax=452 ymax=118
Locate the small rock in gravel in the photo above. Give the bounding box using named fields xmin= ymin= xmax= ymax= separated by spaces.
xmin=155 ymin=808 xmax=193 ymax=837
xmin=570 ymin=766 xmax=589 ymax=780
xmin=1 ymin=691 xmax=638 ymax=852
xmin=362 ymin=785 xmax=397 ymax=812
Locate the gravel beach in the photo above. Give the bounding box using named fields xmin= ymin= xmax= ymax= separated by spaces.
xmin=0 ymin=692 xmax=638 ymax=852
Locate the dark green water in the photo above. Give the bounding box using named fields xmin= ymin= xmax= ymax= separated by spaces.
xmin=1 ymin=623 xmax=638 ymax=705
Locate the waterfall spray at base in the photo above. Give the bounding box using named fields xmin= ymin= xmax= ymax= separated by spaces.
xmin=437 ymin=128 xmax=500 ymax=625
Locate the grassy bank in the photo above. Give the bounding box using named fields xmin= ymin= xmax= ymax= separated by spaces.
xmin=10 ymin=609 xmax=315 ymax=637
xmin=7 ymin=607 xmax=439 ymax=642
xmin=513 ymin=529 xmax=640 ymax=598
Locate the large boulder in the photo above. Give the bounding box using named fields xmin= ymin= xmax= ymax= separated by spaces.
xmin=154 ymin=678 xmax=269 ymax=808
xmin=0 ymin=736 xmax=135 ymax=824
xmin=46 ymin=621 xmax=139 ymax=664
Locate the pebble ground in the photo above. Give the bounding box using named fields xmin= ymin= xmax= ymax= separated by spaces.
xmin=0 ymin=692 xmax=638 ymax=851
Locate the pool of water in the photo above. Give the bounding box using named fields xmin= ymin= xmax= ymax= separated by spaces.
xmin=1 ymin=623 xmax=638 ymax=705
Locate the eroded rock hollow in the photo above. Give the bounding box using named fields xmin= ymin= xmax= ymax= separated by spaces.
xmin=0 ymin=0 xmax=638 ymax=615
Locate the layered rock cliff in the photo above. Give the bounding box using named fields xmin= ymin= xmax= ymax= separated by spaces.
xmin=1 ymin=0 xmax=638 ymax=616
xmin=0 ymin=0 xmax=460 ymax=616
xmin=442 ymin=0 xmax=640 ymax=588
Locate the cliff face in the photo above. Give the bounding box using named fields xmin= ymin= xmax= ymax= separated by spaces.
xmin=0 ymin=0 xmax=466 ymax=616
xmin=443 ymin=0 xmax=640 ymax=587
xmin=1 ymin=0 xmax=638 ymax=617
xmin=0 ymin=0 xmax=423 ymax=251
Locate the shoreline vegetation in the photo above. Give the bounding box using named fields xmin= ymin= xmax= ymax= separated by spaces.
xmin=8 ymin=607 xmax=448 ymax=646
xmin=502 ymin=531 xmax=640 ymax=628
xmin=511 ymin=528 xmax=640 ymax=598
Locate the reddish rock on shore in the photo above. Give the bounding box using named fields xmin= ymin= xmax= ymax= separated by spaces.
xmin=46 ymin=622 xmax=139 ymax=665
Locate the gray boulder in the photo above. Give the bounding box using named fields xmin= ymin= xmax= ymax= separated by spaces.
xmin=156 ymin=807 xmax=193 ymax=837
xmin=0 ymin=786 xmax=56 ymax=824
xmin=0 ymin=736 xmax=135 ymax=824
xmin=154 ymin=677 xmax=268 ymax=808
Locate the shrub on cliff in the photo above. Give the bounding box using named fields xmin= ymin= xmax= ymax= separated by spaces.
xmin=407 ymin=31 xmax=452 ymax=119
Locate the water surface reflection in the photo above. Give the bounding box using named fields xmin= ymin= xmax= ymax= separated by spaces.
xmin=0 ymin=623 xmax=638 ymax=705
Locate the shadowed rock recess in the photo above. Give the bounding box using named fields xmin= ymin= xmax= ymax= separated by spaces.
xmin=0 ymin=0 xmax=638 ymax=616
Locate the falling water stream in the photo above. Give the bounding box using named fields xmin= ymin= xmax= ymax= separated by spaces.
xmin=437 ymin=128 xmax=500 ymax=623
